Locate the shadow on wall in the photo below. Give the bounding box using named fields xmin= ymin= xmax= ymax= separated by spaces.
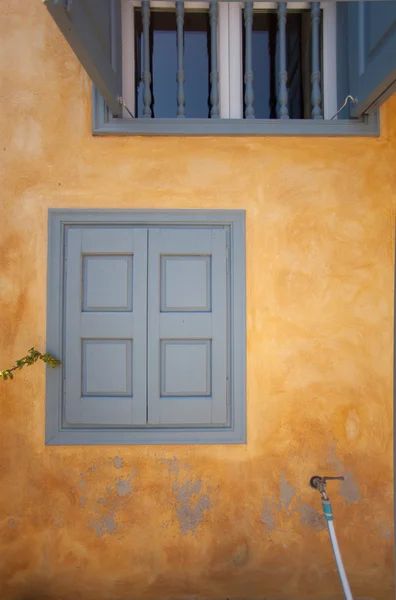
xmin=13 ymin=588 xmax=52 ymax=600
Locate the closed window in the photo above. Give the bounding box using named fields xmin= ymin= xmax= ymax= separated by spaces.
xmin=46 ymin=210 xmax=246 ymax=445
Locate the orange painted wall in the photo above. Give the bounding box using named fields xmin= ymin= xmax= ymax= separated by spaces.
xmin=0 ymin=1 xmax=395 ymax=599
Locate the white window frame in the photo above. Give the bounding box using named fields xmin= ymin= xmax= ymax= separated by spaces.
xmin=121 ymin=0 xmax=337 ymax=120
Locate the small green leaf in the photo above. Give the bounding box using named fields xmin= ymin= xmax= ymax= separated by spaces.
xmin=1 ymin=348 xmax=61 ymax=381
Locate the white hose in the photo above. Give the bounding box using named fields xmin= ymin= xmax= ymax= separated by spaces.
xmin=327 ymin=519 xmax=354 ymax=600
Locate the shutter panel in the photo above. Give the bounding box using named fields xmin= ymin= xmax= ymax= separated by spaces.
xmin=64 ymin=227 xmax=147 ymax=426
xmin=44 ymin=0 xmax=122 ymax=116
xmin=147 ymin=228 xmax=229 ymax=426
xmin=348 ymin=1 xmax=396 ymax=117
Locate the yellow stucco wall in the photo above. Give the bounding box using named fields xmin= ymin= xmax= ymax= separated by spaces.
xmin=0 ymin=1 xmax=395 ymax=599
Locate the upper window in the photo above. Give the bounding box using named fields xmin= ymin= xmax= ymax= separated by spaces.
xmin=122 ymin=1 xmax=336 ymax=120
xmin=44 ymin=0 xmax=396 ymax=136
xmin=46 ymin=210 xmax=246 ymax=445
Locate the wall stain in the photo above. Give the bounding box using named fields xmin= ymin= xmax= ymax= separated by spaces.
xmin=328 ymin=445 xmax=362 ymax=504
xmin=381 ymin=530 xmax=392 ymax=539
xmin=278 ymin=474 xmax=296 ymax=514
xmin=261 ymin=475 xmax=297 ymax=531
xmin=296 ymin=503 xmax=326 ymax=532
xmin=345 ymin=410 xmax=360 ymax=441
xmin=79 ymin=478 xmax=87 ymax=506
xmin=261 ymin=499 xmax=276 ymax=531
xmin=52 ymin=516 xmax=64 ymax=529
xmin=231 ymin=542 xmax=249 ymax=566
xmin=339 ymin=470 xmax=362 ymax=505
xmin=113 ymin=456 xmax=124 ymax=469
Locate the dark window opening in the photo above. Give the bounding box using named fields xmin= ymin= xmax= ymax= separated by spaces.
xmin=134 ymin=9 xmax=211 ymax=118
xmin=244 ymin=10 xmax=322 ymax=119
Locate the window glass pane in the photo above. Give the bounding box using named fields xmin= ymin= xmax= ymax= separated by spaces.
xmin=134 ymin=9 xmax=210 ymax=118
xmin=287 ymin=12 xmax=305 ymax=119
xmin=249 ymin=12 xmax=276 ymax=119
xmin=184 ymin=13 xmax=210 ymax=118
xmin=245 ymin=10 xmax=320 ymax=119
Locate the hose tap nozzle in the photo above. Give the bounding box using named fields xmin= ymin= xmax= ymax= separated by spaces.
xmin=310 ymin=475 xmax=344 ymax=500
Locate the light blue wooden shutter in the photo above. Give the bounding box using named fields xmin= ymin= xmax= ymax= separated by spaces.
xmin=348 ymin=1 xmax=396 ymax=116
xmin=44 ymin=0 xmax=122 ymax=115
xmin=64 ymin=227 xmax=147 ymax=426
xmin=147 ymin=228 xmax=229 ymax=426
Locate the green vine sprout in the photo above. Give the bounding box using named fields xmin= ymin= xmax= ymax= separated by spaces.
xmin=0 ymin=347 xmax=61 ymax=381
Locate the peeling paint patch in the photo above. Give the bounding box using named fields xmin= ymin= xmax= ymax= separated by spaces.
xmin=231 ymin=542 xmax=249 ymax=566
xmin=261 ymin=499 xmax=275 ymax=531
xmin=177 ymin=493 xmax=211 ymax=536
xmin=161 ymin=456 xmax=180 ymax=474
xmin=278 ymin=474 xmax=296 ymax=512
xmin=83 ymin=465 xmax=136 ymax=538
xmin=113 ymin=456 xmax=123 ymax=469
xmin=90 ymin=514 xmax=118 ymax=537
xmin=381 ymin=530 xmax=392 ymax=539
xmin=52 ymin=516 xmax=64 ymax=529
xmin=327 ymin=445 xmax=362 ymax=504
xmin=340 ymin=471 xmax=362 ymax=505
xmin=115 ymin=473 xmax=135 ymax=497
xmin=297 ymin=503 xmax=325 ymax=532
xmin=175 ymin=479 xmax=201 ymax=501
xmin=173 ymin=479 xmax=211 ymax=535
xmin=261 ymin=476 xmax=296 ymax=531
